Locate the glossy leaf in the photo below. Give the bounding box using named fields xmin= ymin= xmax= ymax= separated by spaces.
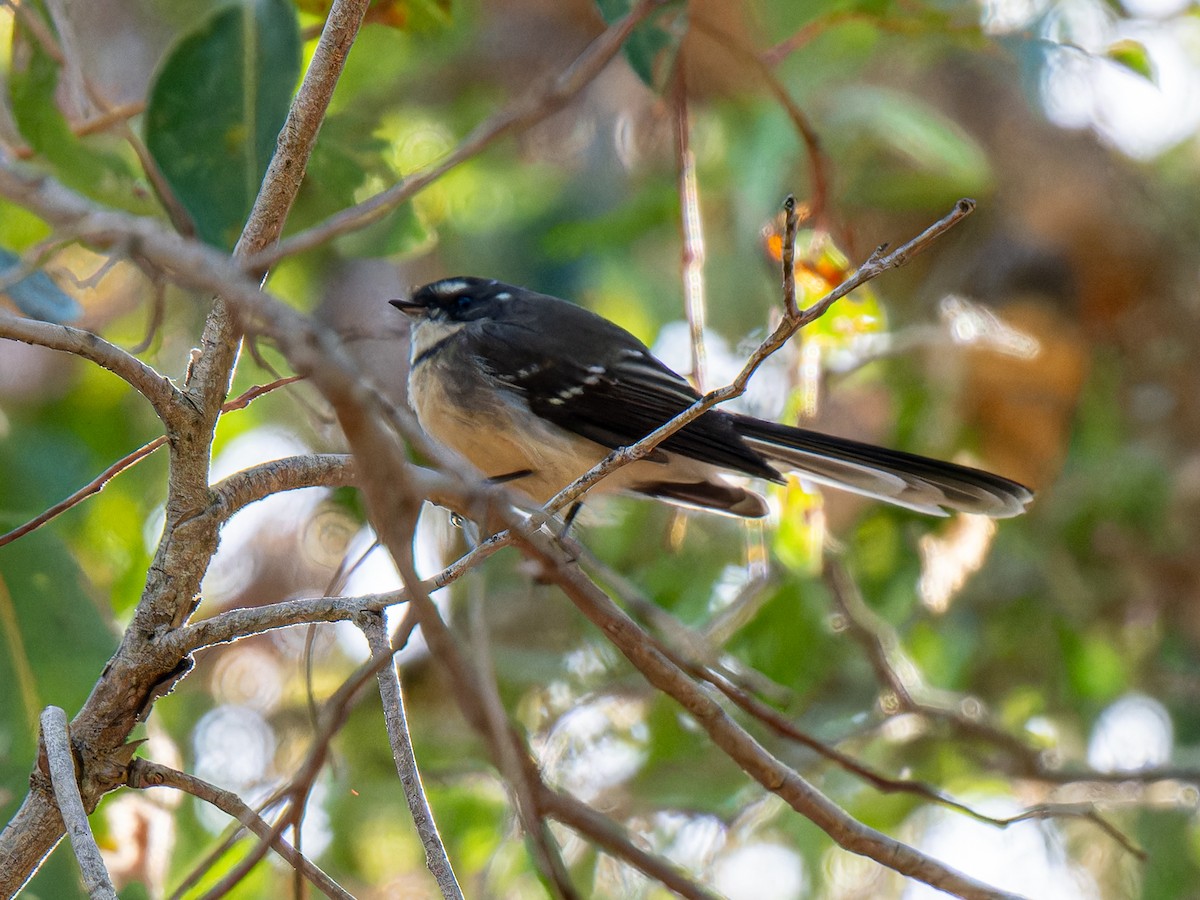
xmin=145 ymin=0 xmax=302 ymax=248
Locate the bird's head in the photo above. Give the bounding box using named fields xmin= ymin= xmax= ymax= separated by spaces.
xmin=390 ymin=277 xmax=516 ymax=324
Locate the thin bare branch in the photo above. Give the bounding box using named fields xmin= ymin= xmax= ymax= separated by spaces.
xmin=173 ymin=590 xmax=404 ymax=652
xmin=538 ymin=787 xmax=722 ymax=900
xmin=994 ymin=804 xmax=1145 ymax=861
xmin=255 ymin=0 xmax=671 ymax=266
xmin=74 ymin=101 xmax=146 ymax=138
xmin=0 ymin=375 xmax=304 ymax=550
xmin=207 ymin=453 xmax=356 ymax=526
xmin=672 ymin=57 xmax=709 ymax=390
xmin=360 ymin=612 xmax=464 ymax=899
xmin=0 ymin=436 xmax=166 ymax=550
xmin=516 ymin=529 xmax=1021 ymax=900
xmin=39 ymin=707 xmax=117 ymax=900
xmin=0 ymin=312 xmax=183 ymax=428
xmin=781 ymin=194 xmax=799 ymax=317
xmin=127 ymin=760 xmax=353 ymax=900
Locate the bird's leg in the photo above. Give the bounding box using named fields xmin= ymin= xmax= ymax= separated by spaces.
xmin=559 ymin=501 xmax=583 ymax=539
xmin=488 ymin=468 xmax=534 ymax=485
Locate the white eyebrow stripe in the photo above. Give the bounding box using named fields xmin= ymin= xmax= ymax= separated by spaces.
xmin=431 ymin=278 xmax=470 ymax=295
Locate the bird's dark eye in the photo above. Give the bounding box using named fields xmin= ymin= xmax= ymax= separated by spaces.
xmin=453 ymin=294 xmax=473 ymax=312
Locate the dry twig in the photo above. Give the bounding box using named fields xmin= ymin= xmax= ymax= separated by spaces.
xmin=360 ymin=612 xmax=464 ymax=899
xmin=39 ymin=707 xmax=117 ymax=900
xmin=127 ymin=761 xmax=353 ymax=900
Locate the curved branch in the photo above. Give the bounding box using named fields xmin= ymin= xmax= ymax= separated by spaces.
xmin=360 ymin=613 xmax=463 ymax=899
xmin=173 ymin=590 xmax=404 ymax=652
xmin=0 ymin=312 xmax=184 ymax=429
xmin=126 ymin=760 xmax=353 ymax=900
xmin=39 ymin=707 xmax=117 ymax=900
xmin=518 ymin=528 xmax=1020 ymax=900
xmin=206 ymin=453 xmax=356 ymax=526
xmin=253 ymin=0 xmax=671 ymax=266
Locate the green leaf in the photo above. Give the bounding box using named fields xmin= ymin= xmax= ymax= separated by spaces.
xmin=8 ymin=16 xmax=146 ymax=211
xmin=145 ymin=0 xmax=302 ymax=249
xmin=0 ymin=533 xmax=119 ymax=807
xmin=1106 ymin=38 xmax=1155 ymax=82
xmin=594 ymin=0 xmax=687 ymax=89
xmin=291 ymin=112 xmax=390 ymax=231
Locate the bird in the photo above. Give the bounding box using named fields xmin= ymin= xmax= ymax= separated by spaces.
xmin=389 ymin=277 xmax=1033 ymax=520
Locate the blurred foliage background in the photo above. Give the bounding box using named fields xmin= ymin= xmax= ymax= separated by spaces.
xmin=3 ymin=0 xmax=1200 ymax=896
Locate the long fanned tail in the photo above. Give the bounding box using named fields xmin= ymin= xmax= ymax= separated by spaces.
xmin=735 ymin=417 xmax=1033 ymax=518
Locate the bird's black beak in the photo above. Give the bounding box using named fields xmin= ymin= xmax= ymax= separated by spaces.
xmin=389 ymin=297 xmax=427 ymax=317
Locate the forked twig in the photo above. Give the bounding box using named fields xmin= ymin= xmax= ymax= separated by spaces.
xmin=255 ymin=0 xmax=671 ymax=266
xmin=536 ymin=199 xmax=976 ymax=519
xmin=127 ymin=760 xmax=353 ymax=900
xmin=0 ymin=375 xmax=303 ymax=549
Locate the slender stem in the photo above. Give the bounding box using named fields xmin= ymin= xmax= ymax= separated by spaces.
xmin=127 ymin=761 xmax=353 ymax=900
xmin=0 ymin=313 xmax=183 ymax=428
xmin=360 ymin=613 xmax=464 ymax=900
xmin=672 ymin=58 xmax=709 ymax=390
xmin=534 ymin=199 xmax=976 ymax=518
xmin=255 ymin=0 xmax=671 ymax=266
xmin=781 ymin=194 xmax=799 ymax=317
xmin=39 ymin=707 xmax=117 ymax=900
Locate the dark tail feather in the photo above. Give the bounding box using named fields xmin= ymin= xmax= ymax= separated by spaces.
xmin=735 ymin=416 xmax=1033 ymax=518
